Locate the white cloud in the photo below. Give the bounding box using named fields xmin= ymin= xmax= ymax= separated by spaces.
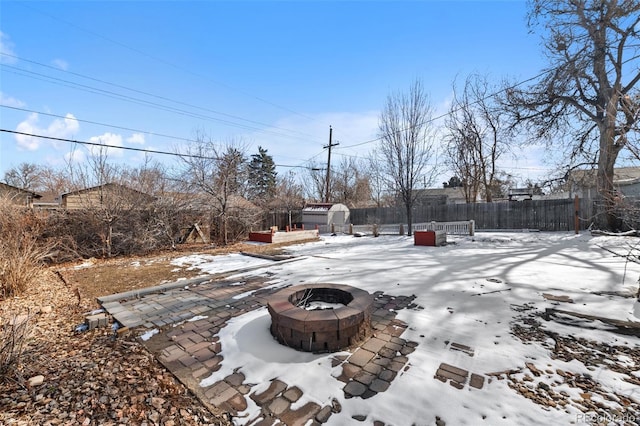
xmin=88 ymin=132 xmax=124 ymax=157
xmin=51 ymin=58 xmax=69 ymax=71
xmin=0 ymin=31 xmax=17 ymax=64
xmin=0 ymin=92 xmax=26 ymax=108
xmin=126 ymin=133 xmax=145 ymax=145
xmin=64 ymin=149 xmax=86 ymax=165
xmin=15 ymin=112 xmax=80 ymax=151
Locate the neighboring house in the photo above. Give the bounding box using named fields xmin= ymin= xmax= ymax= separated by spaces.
xmin=566 ymin=167 xmax=640 ymax=199
xmin=0 ymin=182 xmax=42 ymax=208
xmin=412 ymin=187 xmax=472 ymax=205
xmin=33 ymin=192 xmax=63 ymax=210
xmin=60 ymin=183 xmax=154 ymax=210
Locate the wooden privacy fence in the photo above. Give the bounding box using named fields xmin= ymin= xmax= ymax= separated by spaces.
xmin=274 ymin=196 xmax=640 ymax=234
xmin=349 ymin=197 xmax=592 ymax=232
xmin=318 ymin=221 xmax=475 ymax=236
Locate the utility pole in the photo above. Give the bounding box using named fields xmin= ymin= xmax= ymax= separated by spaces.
xmin=324 ymin=126 xmax=339 ymax=203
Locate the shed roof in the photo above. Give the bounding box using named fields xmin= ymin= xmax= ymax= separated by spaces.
xmin=302 ymin=202 xmax=349 ymax=212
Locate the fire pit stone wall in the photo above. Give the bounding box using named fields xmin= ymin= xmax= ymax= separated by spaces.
xmin=268 ymin=283 xmax=374 ymax=352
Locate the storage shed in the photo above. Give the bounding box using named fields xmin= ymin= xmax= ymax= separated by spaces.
xmin=302 ymin=203 xmax=350 ymax=229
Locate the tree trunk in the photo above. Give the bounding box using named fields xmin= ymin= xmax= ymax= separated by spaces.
xmin=597 ymin=127 xmax=621 ymax=231
xmin=405 ymin=203 xmax=413 ymax=236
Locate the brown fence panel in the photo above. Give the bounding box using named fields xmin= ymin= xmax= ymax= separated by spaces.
xmin=351 ymin=198 xmax=592 ymax=231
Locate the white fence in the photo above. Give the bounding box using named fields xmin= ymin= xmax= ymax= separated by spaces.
xmin=317 ymin=220 xmax=475 ymax=236
xmin=413 ymin=220 xmax=475 ymax=236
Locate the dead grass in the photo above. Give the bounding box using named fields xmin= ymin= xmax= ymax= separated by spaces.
xmin=56 ymin=240 xmax=313 ymax=308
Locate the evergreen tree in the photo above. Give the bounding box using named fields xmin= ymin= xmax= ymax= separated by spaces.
xmin=248 ymin=146 xmax=277 ymax=204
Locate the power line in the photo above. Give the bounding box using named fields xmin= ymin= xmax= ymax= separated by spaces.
xmin=1 ymin=61 xmax=322 ymax=142
xmin=0 ymin=129 xmax=312 ymax=169
xmin=13 ymin=3 xmax=319 ymax=123
xmin=1 ymin=129 xmax=212 ymax=159
xmin=1 ymin=105 xmax=198 ymax=144
xmin=3 ymin=66 xmax=331 ymax=168
xmin=335 ymin=69 xmax=553 ymax=150
xmin=1 ymin=105 xmax=329 ymax=172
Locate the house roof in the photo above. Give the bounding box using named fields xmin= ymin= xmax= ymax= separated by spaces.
xmin=0 ymin=182 xmax=42 ymax=199
xmin=417 ymin=187 xmax=467 ymax=198
xmin=61 ymin=182 xmax=151 ymax=198
xmin=567 ymin=166 xmax=640 ymax=186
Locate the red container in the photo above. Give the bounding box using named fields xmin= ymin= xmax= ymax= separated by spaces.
xmin=414 ymin=230 xmax=435 ymax=246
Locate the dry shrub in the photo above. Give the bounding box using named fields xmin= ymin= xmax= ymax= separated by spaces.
xmin=0 ymin=197 xmax=52 ymax=298
xmin=0 ymin=311 xmax=32 ymax=379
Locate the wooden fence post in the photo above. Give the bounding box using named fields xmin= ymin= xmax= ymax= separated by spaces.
xmin=574 ymin=195 xmax=580 ymax=234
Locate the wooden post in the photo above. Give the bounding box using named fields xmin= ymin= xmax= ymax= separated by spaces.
xmin=574 ymin=195 xmax=580 ymax=234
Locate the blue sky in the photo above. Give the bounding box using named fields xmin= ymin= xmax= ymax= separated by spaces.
xmin=0 ymin=0 xmax=551 ymax=187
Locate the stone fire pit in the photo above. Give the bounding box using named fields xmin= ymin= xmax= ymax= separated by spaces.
xmin=267 ymin=284 xmax=374 ymax=352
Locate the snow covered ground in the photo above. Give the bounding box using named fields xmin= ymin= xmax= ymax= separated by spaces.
xmin=176 ymin=232 xmax=640 ymax=425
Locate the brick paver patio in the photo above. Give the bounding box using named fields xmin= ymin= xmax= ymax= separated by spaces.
xmin=99 ymin=267 xmax=485 ymax=425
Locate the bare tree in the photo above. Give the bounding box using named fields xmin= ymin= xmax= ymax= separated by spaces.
xmin=302 ymin=161 xmax=327 ymax=202
xmin=178 ymin=136 xmax=249 ymax=245
xmin=378 ymin=79 xmax=436 ymax=235
xmin=445 ymin=74 xmax=507 ymax=202
xmin=3 ymin=163 xmax=43 ymax=190
xmin=506 ymin=0 xmax=640 ymax=230
xmin=332 ymin=157 xmax=372 ymax=208
xmin=269 ymin=171 xmax=305 ymax=229
xmin=37 ymin=166 xmax=71 ymax=200
xmin=2 ymin=163 xmax=71 ymax=201
xmin=62 ymin=145 xmax=163 ymax=257
xmin=366 ymin=148 xmax=393 ymax=208
xmin=121 ymin=157 xmax=170 ymax=196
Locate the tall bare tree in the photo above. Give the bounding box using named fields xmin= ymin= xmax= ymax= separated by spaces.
xmin=445 ymin=74 xmax=507 ymax=202
xmin=507 ymin=0 xmax=640 ymax=230
xmin=378 ymin=79 xmax=436 ymax=235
